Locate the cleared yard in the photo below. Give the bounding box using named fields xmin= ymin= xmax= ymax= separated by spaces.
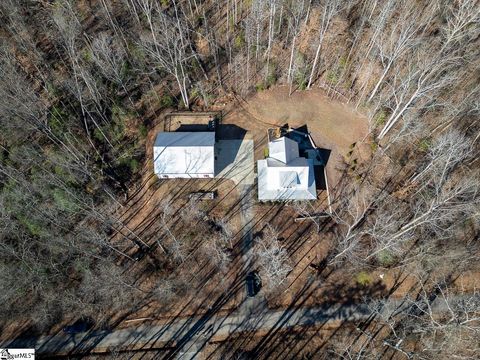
xmin=106 ymin=87 xmax=371 ymax=323
xmin=223 ymin=86 xmax=370 ymax=187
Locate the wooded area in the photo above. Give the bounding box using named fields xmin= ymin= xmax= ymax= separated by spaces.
xmin=0 ymin=0 xmax=479 ymax=358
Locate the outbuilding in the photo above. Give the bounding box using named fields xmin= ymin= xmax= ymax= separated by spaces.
xmin=153 ymin=132 xmax=215 ymax=178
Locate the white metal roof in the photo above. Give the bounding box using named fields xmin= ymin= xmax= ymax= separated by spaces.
xmin=153 ymin=132 xmax=215 ymax=176
xmin=279 ymin=171 xmax=299 ymax=188
xmin=258 ymin=136 xmax=316 ymax=201
xmin=257 ymin=159 xmax=316 ymax=200
xmin=269 ymin=137 xmax=299 ymax=164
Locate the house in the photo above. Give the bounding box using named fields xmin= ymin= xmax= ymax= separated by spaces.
xmin=257 ymin=137 xmax=316 ymax=201
xmin=153 ymin=132 xmax=215 ymax=178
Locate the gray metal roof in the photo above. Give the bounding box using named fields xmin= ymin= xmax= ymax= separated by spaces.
xmin=154 ymin=132 xmax=215 ymax=147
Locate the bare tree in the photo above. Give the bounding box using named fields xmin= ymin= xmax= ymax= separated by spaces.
xmin=440 ymin=0 xmax=480 ymax=54
xmin=403 ymin=277 xmax=480 ymax=359
xmin=378 ymin=51 xmax=460 ymax=139
xmin=410 ymin=130 xmax=472 ymax=185
xmin=366 ymin=132 xmax=478 ymax=261
xmin=246 ymin=0 xmax=268 ymax=65
xmin=329 ymin=186 xmax=373 ymax=265
xmin=366 ymin=5 xmax=425 ymax=103
xmin=354 ymin=0 xmax=398 ymax=105
xmin=286 ymin=0 xmax=308 ymax=88
xmin=159 ymin=197 xmax=185 ymax=262
xmin=181 ymin=198 xmax=205 ymax=222
xmin=264 ymin=0 xmax=282 ymax=82
xmin=289 ymin=200 xmax=327 ymax=231
xmin=138 ymin=2 xmax=194 ymax=107
xmin=51 ymin=1 xmax=114 ymax=149
xmin=204 ymin=232 xmax=232 ymax=271
xmin=154 ymin=278 xmax=175 ymax=303
xmin=89 ymin=34 xmax=127 ymax=88
xmin=254 ymin=224 xmax=292 ymax=288
xmin=0 ymin=47 xmax=88 ymax=167
xmin=307 ymin=0 xmax=341 ymax=89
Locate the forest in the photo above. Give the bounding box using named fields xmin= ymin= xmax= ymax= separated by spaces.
xmin=0 ymin=0 xmax=479 ymax=358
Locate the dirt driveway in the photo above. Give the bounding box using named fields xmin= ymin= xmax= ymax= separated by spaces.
xmin=215 ymin=139 xmax=254 ymax=186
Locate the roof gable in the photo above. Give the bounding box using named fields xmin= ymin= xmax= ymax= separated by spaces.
xmin=269 ymin=137 xmax=299 ymax=163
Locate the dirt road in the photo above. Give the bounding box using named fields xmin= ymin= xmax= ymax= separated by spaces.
xmin=3 ymin=295 xmax=460 ymax=359
xmin=3 ymin=302 xmax=371 ymax=357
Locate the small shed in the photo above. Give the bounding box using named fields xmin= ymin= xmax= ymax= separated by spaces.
xmin=153 ymin=132 xmax=215 ymax=178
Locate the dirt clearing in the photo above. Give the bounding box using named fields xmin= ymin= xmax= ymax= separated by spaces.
xmin=106 ymin=87 xmax=370 ymax=323
xmin=224 ymin=86 xmax=370 ymax=187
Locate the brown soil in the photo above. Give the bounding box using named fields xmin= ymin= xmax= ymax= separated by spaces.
xmin=223 ymin=86 xmax=370 ymax=187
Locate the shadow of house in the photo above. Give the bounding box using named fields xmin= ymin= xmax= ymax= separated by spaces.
xmin=176 ymin=124 xmax=211 ymax=132
xmin=215 ymin=124 xmax=247 ymax=141
xmin=213 ymin=124 xmax=247 ymax=176
xmin=175 ymin=117 xmax=247 ymax=141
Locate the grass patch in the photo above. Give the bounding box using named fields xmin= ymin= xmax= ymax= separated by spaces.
xmin=52 ymin=188 xmax=78 ymax=213
xmin=118 ymin=157 xmax=140 ymax=174
xmin=418 ymin=138 xmax=431 ymax=152
xmin=234 ymin=33 xmax=245 ymax=49
xmin=82 ymin=49 xmax=92 ymax=62
xmin=160 ymin=94 xmax=174 ymax=108
xmin=376 ymin=250 xmax=396 ymax=267
xmin=48 ymin=105 xmax=70 ymax=135
xmin=18 ymin=215 xmax=46 ymax=237
xmin=326 ymin=70 xmax=339 ymax=85
xmin=256 ymin=63 xmax=278 ymax=92
xmin=374 ymin=110 xmax=388 ymax=126
xmin=339 ymin=56 xmax=349 ymax=69
xmin=255 ymin=82 xmax=266 ymax=92
xmin=356 ymin=271 xmax=372 ymax=286
xmin=297 ymin=79 xmax=307 ymax=90
xmin=293 ymin=51 xmax=308 ymax=90
xmin=54 ymin=165 xmax=77 ymax=185
xmin=128 ymin=158 xmax=140 ymax=173
xmin=266 ymin=72 xmax=277 ymax=88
